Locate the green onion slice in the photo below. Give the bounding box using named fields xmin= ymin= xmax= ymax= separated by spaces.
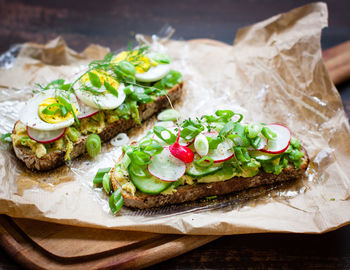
xmin=261 ymin=126 xmax=277 ymax=140
xmin=151 ymin=53 xmax=172 ymax=64
xmin=207 ymin=136 xmax=224 ymax=150
xmin=194 ymin=156 xmax=214 ymax=168
xmin=249 ymin=136 xmax=262 ymax=149
xmin=233 ymin=147 xmax=250 ymax=163
xmin=109 ymin=189 xmax=124 ymax=214
xmin=157 ymin=109 xmax=180 ymax=121
xmin=41 ymin=103 xmax=63 ymax=115
xmin=180 ymin=125 xmax=202 ymax=141
xmin=93 ymin=167 xmax=111 ymax=185
xmin=86 ymin=134 xmax=101 ymax=158
xmin=118 ymin=60 xmax=136 ymax=76
xmin=139 ymin=138 xmax=163 ymax=156
xmin=153 ymin=126 xmax=177 ymax=144
xmin=1 ymin=133 xmax=12 ymax=143
xmin=104 ymin=80 xmax=119 ymax=98
xmin=88 ymin=71 xmax=102 ymax=88
xmin=215 ymin=110 xmax=234 ymax=120
xmin=127 ymin=150 xmax=151 ymax=166
xmin=129 ymin=163 xmax=147 ymax=177
xmin=219 ymin=121 xmax=235 ymax=137
xmin=102 ymin=173 xmax=111 ymax=194
xmin=246 ymin=123 xmax=262 ymax=139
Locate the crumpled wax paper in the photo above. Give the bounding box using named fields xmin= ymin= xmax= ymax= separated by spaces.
xmin=1 ymin=2 xmax=350 ymax=235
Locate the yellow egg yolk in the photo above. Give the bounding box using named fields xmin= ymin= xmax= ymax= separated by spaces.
xmin=112 ymin=50 xmax=156 ymax=73
xmin=38 ymin=97 xmax=78 ymax=124
xmin=80 ymin=70 xmax=120 ymax=90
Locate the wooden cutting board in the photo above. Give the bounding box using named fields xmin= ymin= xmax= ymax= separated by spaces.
xmin=0 ymin=40 xmax=350 ymax=270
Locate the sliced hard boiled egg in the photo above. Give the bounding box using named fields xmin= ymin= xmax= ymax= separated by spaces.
xmin=112 ymin=50 xmax=171 ymax=83
xmin=135 ymin=63 xmax=170 ymax=83
xmin=19 ymin=89 xmax=80 ymax=131
xmin=135 ymin=53 xmax=171 ymax=83
xmin=112 ymin=50 xmax=151 ymax=73
xmin=75 ymin=85 xmax=126 ymax=110
xmin=76 ymin=70 xmax=126 ymax=110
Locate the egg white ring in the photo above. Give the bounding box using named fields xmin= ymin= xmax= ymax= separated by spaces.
xmin=135 ymin=64 xmax=170 ymax=83
xmin=20 ymin=89 xmax=80 ymax=131
xmin=75 ymin=83 xmax=126 ymax=110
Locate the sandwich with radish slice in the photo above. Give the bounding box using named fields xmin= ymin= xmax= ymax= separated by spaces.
xmin=96 ymin=109 xmax=309 ymax=212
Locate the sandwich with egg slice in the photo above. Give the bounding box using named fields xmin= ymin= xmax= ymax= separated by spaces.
xmin=95 ymin=109 xmax=309 ymax=212
xmin=11 ymin=46 xmax=183 ymax=170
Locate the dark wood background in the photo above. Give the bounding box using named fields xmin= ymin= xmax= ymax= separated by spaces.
xmin=1 ymin=0 xmax=350 ymax=269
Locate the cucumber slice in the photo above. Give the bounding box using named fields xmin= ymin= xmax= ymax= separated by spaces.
xmin=249 ymin=150 xmax=281 ymax=161
xmin=128 ymin=167 xmax=172 ymax=195
xmin=186 ymin=162 xmax=223 ymax=178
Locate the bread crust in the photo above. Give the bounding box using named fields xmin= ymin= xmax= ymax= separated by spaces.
xmin=111 ymin=148 xmax=309 ymax=209
xmin=12 ymin=83 xmax=183 ymax=171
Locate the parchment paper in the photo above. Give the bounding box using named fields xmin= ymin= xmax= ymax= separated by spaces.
xmin=1 ymin=2 xmax=350 ymax=235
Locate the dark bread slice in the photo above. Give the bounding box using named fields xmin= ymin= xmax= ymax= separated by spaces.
xmin=12 ymin=83 xmax=183 ymax=171
xmin=111 ymin=148 xmax=309 ymax=209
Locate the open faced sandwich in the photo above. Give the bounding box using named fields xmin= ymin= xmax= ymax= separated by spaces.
xmin=95 ymin=109 xmax=309 ymax=213
xmin=11 ymin=47 xmax=183 ymax=170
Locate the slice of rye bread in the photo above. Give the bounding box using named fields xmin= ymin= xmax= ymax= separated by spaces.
xmin=111 ymin=148 xmax=309 ymax=209
xmin=12 ymin=83 xmax=183 ymax=171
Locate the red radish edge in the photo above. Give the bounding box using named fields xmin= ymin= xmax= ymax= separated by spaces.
xmin=148 ymin=167 xmax=186 ymax=182
xmin=77 ymin=109 xmax=98 ymax=119
xmin=260 ymin=124 xmax=291 ymax=154
xmin=212 ymin=153 xmax=235 ymax=163
xmin=76 ymin=96 xmax=99 ymax=119
xmin=27 ymin=126 xmax=66 ymax=144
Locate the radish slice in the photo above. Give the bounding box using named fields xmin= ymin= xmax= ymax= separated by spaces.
xmin=260 ymin=124 xmax=291 ymax=154
xmin=77 ymin=100 xmax=99 ymax=119
xmin=148 ymin=147 xmax=186 ymax=182
xmin=27 ymin=126 xmax=66 ymax=144
xmin=202 ymin=131 xmax=235 ymax=163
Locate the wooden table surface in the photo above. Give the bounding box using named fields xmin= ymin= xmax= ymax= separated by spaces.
xmin=1 ymin=0 xmax=350 ymax=269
